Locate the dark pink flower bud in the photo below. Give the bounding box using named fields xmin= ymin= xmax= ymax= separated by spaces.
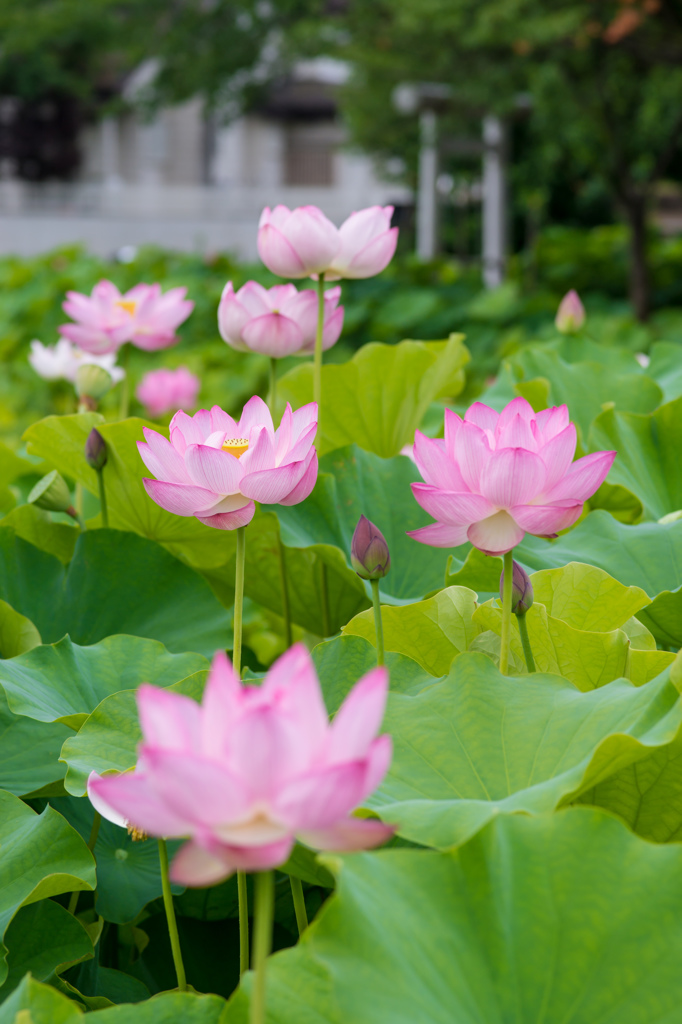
xmin=500 ymin=560 xmax=533 ymax=615
xmin=351 ymin=515 xmax=391 ymax=580
xmin=84 ymin=428 xmax=107 ymax=471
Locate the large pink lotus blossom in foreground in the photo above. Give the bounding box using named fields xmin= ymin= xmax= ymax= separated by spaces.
xmin=139 ymin=395 xmax=318 ymax=530
xmin=258 ymin=204 xmax=398 ymax=280
xmin=136 ymin=366 xmax=200 ymax=418
xmin=61 ymin=280 xmax=193 ymax=355
xmin=218 ymin=281 xmax=344 ymax=357
xmin=88 ymin=644 xmax=394 ymax=884
xmin=409 ymin=396 xmax=616 ymax=556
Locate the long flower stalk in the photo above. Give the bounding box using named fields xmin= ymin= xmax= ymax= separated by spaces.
xmin=313 ymin=274 xmax=325 ymax=427
xmin=266 ymin=378 xmax=293 ymax=649
xmin=289 ymin=875 xmax=308 ymax=936
xmin=251 ymin=871 xmax=274 ymax=1024
xmin=370 ymin=578 xmax=385 ymax=667
xmin=158 ymin=838 xmax=187 ymax=991
xmin=68 ymin=811 xmax=102 ymax=916
xmin=517 ymin=612 xmax=536 ymax=673
xmin=499 ymin=549 xmax=514 ymax=674
xmin=118 ymin=343 xmax=130 ymax=419
xmin=97 ymin=467 xmax=109 ymax=528
xmin=233 ymin=524 xmax=249 ymax=975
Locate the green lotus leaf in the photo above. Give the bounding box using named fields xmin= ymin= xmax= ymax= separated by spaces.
xmin=61 ymin=670 xmax=207 ymax=796
xmin=0 ymin=635 xmax=207 ymax=729
xmin=0 ymin=900 xmax=93 ymax=998
xmin=0 ymin=528 xmax=229 ymax=658
xmin=312 ymin=634 xmax=435 ymax=712
xmin=277 ymin=335 xmax=468 ymax=457
xmin=0 ymin=597 xmax=41 ymax=658
xmin=343 ymin=586 xmax=481 ymax=676
xmin=589 ymin=397 xmax=682 ymax=521
xmin=228 ymin=809 xmax=682 ymax=1024
xmin=0 ymin=687 xmax=71 ymax=795
xmin=0 ymin=789 xmax=96 ymax=986
xmin=0 ymin=974 xmax=83 ymax=1023
xmin=647 ymin=340 xmax=682 ymax=403
xmin=364 ymin=652 xmax=682 ymax=849
xmin=1 ymin=504 xmax=77 ymax=564
xmin=529 ymin=562 xmax=651 ymax=631
xmin=637 ymin=588 xmax=682 ymax=648
xmin=24 ymin=414 xmax=237 ymax=570
xmin=269 ymin=445 xmax=451 ymax=604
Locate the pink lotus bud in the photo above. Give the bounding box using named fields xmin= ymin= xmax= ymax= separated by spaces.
xmin=555 ymin=290 xmax=586 ymax=333
xmin=136 ymin=367 xmax=200 ymax=418
xmin=88 ymin=643 xmax=394 ymax=884
xmin=257 ymin=204 xmax=398 ymax=280
xmin=351 ymin=515 xmax=391 ymax=580
xmin=84 ymin=428 xmax=107 ymax=471
xmin=218 ymin=281 xmax=344 ymax=358
xmin=407 ymin=399 xmax=616 ymax=556
xmin=499 ymin=560 xmax=533 ymax=614
xmin=138 ymin=395 xmax=318 ymax=530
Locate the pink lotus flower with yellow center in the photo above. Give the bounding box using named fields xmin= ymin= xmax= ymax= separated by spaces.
xmin=88 ymin=644 xmax=394 ymax=885
xmin=409 ymin=396 xmax=616 ymax=556
xmin=139 ymin=395 xmax=318 ymax=530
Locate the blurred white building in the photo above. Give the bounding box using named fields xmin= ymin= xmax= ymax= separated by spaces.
xmin=0 ymin=60 xmax=410 ymax=259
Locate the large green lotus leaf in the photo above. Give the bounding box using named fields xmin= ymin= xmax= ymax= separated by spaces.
xmin=203 ymin=509 xmax=369 ymax=637
xmin=529 ymin=562 xmax=651 ymax=630
xmin=0 ymin=789 xmax=96 ymax=986
xmin=269 ymin=446 xmax=450 ymax=604
xmin=0 ymin=528 xmax=229 ymax=658
xmin=0 ymin=598 xmax=41 ymax=658
xmin=61 ymin=670 xmax=207 ymax=796
xmin=1 ymin=504 xmax=77 ymax=564
xmin=363 ymin=652 xmax=682 ymax=848
xmin=0 ymin=442 xmax=36 ymax=489
xmin=24 ymin=414 xmax=237 ymax=570
xmin=228 ymin=809 xmax=682 ymax=1024
xmin=312 ymin=634 xmax=435 ymax=713
xmin=343 ymin=586 xmax=481 ymax=676
xmin=587 ymin=479 xmax=644 ymax=523
xmin=444 ymin=546 xmax=503 ymax=593
xmin=277 ymin=336 xmax=468 ymax=457
xmin=0 ymin=975 xmax=83 ymax=1023
xmin=473 ymin=599 xmax=631 ymax=689
xmin=637 ymin=589 xmax=682 ymax=648
xmin=589 ymin=398 xmax=682 ymax=521
xmin=647 ymin=340 xmax=682 ymax=403
xmin=0 ymin=687 xmax=71 ymax=795
xmin=52 ymin=796 xmax=183 ymax=925
xmin=0 ymin=900 xmax=93 ymax=998
xmin=0 ymin=635 xmax=207 ymax=730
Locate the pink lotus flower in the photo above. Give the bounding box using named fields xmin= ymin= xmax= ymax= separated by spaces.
xmin=139 ymin=395 xmax=318 ymax=530
xmin=88 ymin=644 xmax=394 ymax=884
xmin=555 ymin=289 xmax=586 ymax=333
xmin=258 ymin=204 xmax=398 ymax=280
xmin=408 ymin=397 xmax=616 ymax=556
xmin=61 ymin=281 xmax=193 ymax=355
xmin=218 ymin=281 xmax=344 ymax=358
xmin=136 ymin=367 xmax=201 ymax=418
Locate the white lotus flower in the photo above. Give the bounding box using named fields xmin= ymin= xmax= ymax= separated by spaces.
xmin=29 ymin=338 xmax=125 ymax=385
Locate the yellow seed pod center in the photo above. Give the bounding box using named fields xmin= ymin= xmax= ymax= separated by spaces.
xmin=116 ymin=299 xmax=137 ymax=315
xmin=221 ymin=437 xmax=249 ymax=458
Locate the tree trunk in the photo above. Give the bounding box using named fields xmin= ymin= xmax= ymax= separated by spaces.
xmin=624 ymin=195 xmax=650 ymax=322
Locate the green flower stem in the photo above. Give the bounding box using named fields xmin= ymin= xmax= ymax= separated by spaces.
xmin=499 ymin=549 xmax=514 ymax=675
xmin=233 ymin=525 xmax=246 ymax=675
xmin=313 ymin=275 xmax=325 ymax=429
xmin=319 ymin=562 xmax=331 ymax=637
xmin=97 ymin=467 xmax=109 ymax=527
xmin=370 ymin=578 xmax=385 ymax=667
xmin=517 ymin=612 xmax=536 ymax=672
xmin=251 ymin=871 xmax=275 ymax=1024
xmin=68 ymin=811 xmax=101 ymax=916
xmin=289 ymin=875 xmax=308 ymax=936
xmin=277 ymin=536 xmax=293 ymax=648
xmin=158 ymin=839 xmax=187 ymax=992
xmin=67 ymin=506 xmax=85 ymax=531
xmin=238 ymin=870 xmax=250 ymax=977
xmin=269 ymin=358 xmax=278 ymax=422
xmin=232 ymin=524 xmax=249 ymax=978
xmin=118 ymin=343 xmax=130 ymax=419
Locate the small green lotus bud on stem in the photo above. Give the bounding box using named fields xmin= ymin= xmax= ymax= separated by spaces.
xmin=351 ymin=515 xmax=391 ymax=580
xmin=75 ymin=364 xmax=113 ymax=403
xmin=28 ymin=470 xmax=84 ymax=529
xmin=499 ymin=560 xmax=533 ymax=616
xmin=84 ymin=428 xmax=108 ymax=471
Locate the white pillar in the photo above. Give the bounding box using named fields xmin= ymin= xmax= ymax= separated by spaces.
xmin=416 ymin=108 xmax=438 ymax=260
xmin=100 ymin=117 xmax=121 ymax=189
xmin=136 ymin=117 xmax=166 ymax=185
xmin=482 ymin=114 xmax=507 ymax=288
